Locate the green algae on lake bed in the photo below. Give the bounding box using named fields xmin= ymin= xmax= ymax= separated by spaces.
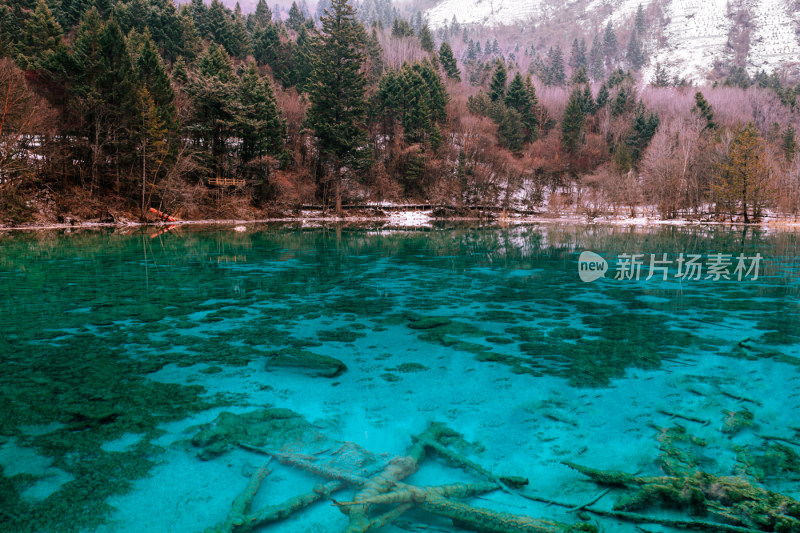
xmin=0 ymin=224 xmax=799 ymax=532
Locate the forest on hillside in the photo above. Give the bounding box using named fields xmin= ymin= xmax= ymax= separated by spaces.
xmin=0 ymin=0 xmax=799 ymax=224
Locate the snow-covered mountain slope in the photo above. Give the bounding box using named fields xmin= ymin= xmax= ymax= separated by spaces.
xmin=426 ymin=0 xmax=800 ymax=81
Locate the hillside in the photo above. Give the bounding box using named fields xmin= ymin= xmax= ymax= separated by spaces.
xmin=426 ymin=0 xmax=800 ymax=82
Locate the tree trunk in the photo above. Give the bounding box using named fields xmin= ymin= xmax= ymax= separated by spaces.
xmin=335 ymin=173 xmax=342 ymax=215
xmin=141 ymin=139 xmax=146 ymax=219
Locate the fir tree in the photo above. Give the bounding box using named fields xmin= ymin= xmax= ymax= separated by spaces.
xmin=603 ymin=21 xmax=617 ymax=67
xmin=713 ymin=123 xmax=771 ymax=222
xmin=694 ymin=91 xmax=716 ymax=131
xmin=589 ymin=34 xmax=604 ymax=81
xmin=596 ymin=83 xmax=609 ymax=108
xmin=625 ymin=103 xmax=659 ymax=163
xmin=561 ymin=86 xmax=585 ymax=153
xmin=391 ymin=18 xmax=414 ymax=38
xmin=571 ymin=66 xmax=589 ymax=85
xmin=287 ymin=2 xmax=305 ymax=31
xmin=489 ymin=60 xmax=507 ymax=101
xmin=19 ymin=0 xmax=63 ymax=66
xmin=289 ymin=25 xmax=314 ymax=91
xmin=505 ymin=72 xmax=538 ymax=141
xmin=626 ymin=30 xmax=644 ymax=71
xmin=249 ymin=0 xmax=272 ymax=32
xmin=545 ymin=46 xmax=565 ymax=86
xmin=306 ymin=0 xmax=369 ymax=213
xmin=569 ymin=38 xmax=587 ymax=70
xmin=439 ymin=41 xmax=461 ymax=81
xmin=496 ymin=106 xmax=525 ymax=154
xmin=782 ymin=123 xmax=796 ymax=161
xmin=635 ymin=4 xmax=646 ymax=37
xmin=418 ymin=23 xmax=434 ymax=53
xmin=235 ymin=60 xmax=286 ymax=167
xmin=135 ymin=32 xmax=177 ymax=132
xmin=651 ymin=63 xmax=670 ymax=87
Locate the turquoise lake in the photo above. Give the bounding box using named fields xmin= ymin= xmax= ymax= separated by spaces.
xmin=1 ymin=223 xmax=799 ymax=533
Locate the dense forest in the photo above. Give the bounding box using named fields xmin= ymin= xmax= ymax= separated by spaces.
xmin=0 ymin=0 xmax=799 ymax=224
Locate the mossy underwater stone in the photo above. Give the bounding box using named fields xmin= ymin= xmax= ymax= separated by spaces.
xmin=192 ymin=408 xmax=319 ymax=460
xmin=407 ymin=317 xmax=452 ymax=330
xmin=265 ymin=347 xmax=346 ymax=378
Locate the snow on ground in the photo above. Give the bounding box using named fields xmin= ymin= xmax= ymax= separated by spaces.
xmin=747 ymin=0 xmax=800 ymax=74
xmin=652 ymin=0 xmax=732 ymax=83
xmin=426 ymin=0 xmax=547 ymax=27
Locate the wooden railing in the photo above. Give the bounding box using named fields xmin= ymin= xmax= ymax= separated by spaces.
xmin=208 ymin=177 xmax=246 ymax=187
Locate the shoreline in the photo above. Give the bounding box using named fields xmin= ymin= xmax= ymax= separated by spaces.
xmin=2 ymin=210 xmax=800 ymax=232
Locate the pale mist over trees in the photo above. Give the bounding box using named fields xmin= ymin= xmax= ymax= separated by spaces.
xmin=0 ymin=0 xmax=798 ymax=224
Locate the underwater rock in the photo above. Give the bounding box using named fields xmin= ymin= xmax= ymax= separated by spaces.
xmin=386 ymin=363 xmax=429 ymax=373
xmin=191 ymin=408 xmax=320 ymax=461
xmin=722 ymin=408 xmax=755 ymax=435
xmin=407 ymin=317 xmax=452 ymax=330
xmin=264 ymin=348 xmax=346 ymax=378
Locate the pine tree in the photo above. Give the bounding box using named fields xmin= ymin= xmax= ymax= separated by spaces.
xmin=626 ymin=30 xmax=644 ymax=71
xmin=694 ymin=91 xmax=716 ymax=131
xmin=249 ymin=0 xmax=272 ymax=32
xmin=505 ymin=72 xmax=538 ymax=141
xmin=603 ymin=21 xmax=617 ymax=67
xmin=289 ymin=26 xmax=314 ymax=91
xmin=545 ymin=46 xmax=565 ymax=86
xmin=561 ymin=87 xmax=585 ymax=153
xmin=596 ymin=83 xmax=609 ymax=108
xmin=496 ymin=106 xmax=525 ymax=154
xmin=589 ymin=34 xmax=604 ymax=81
xmin=19 ymin=0 xmax=63 ymax=66
xmin=206 ymin=0 xmax=234 ymax=54
xmin=287 ymin=1 xmax=305 ymax=31
xmin=569 ymin=38 xmax=587 ymax=70
xmin=235 ymin=60 xmax=286 ymax=167
xmin=439 ymin=41 xmax=460 ymax=81
xmin=635 ymin=4 xmax=646 ymax=37
xmin=713 ymin=123 xmax=772 ymax=222
xmin=418 ymin=23 xmax=434 ymax=53
xmin=306 ymin=0 xmax=369 ymax=213
xmin=782 ymin=123 xmax=796 ymax=161
xmin=489 ymin=60 xmax=507 ymax=101
xmin=391 ymin=18 xmax=414 ymax=38
xmin=133 ymin=87 xmax=168 ymax=217
xmin=571 ymin=66 xmax=589 ymax=85
xmin=651 ymin=63 xmax=670 ymax=87
xmin=625 ymin=103 xmax=659 ymax=163
xmin=580 ymin=84 xmax=595 ymax=115
xmin=136 ymin=32 xmax=177 ymax=132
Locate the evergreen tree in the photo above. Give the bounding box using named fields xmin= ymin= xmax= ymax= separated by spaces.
xmin=635 ymin=4 xmax=646 ymax=37
xmin=651 ymin=63 xmax=670 ymax=87
xmin=713 ymin=123 xmax=771 ymax=222
xmin=135 ymin=32 xmax=177 ymax=132
xmin=418 ymin=23 xmax=434 ymax=53
xmin=782 ymin=123 xmax=796 ymax=161
xmin=694 ymin=91 xmax=717 ymax=131
xmin=391 ymin=18 xmax=414 ymax=38
xmin=289 ymin=25 xmax=314 ymax=91
xmin=626 ymin=30 xmax=644 ymax=71
xmin=571 ymin=66 xmax=589 ymax=85
xmin=580 ymin=84 xmax=595 ymax=115
xmin=561 ymin=86 xmax=585 ymax=153
xmin=230 ymin=6 xmax=252 ymax=58
xmin=287 ymin=1 xmax=305 ymax=31
xmin=589 ymin=34 xmax=604 ymax=81
xmin=206 ymin=0 xmax=234 ymax=54
xmin=306 ymin=0 xmax=369 ymax=213
xmin=596 ymin=83 xmax=609 ymax=108
xmin=545 ymin=46 xmax=565 ymax=86
xmin=569 ymin=38 xmax=587 ymax=70
xmin=249 ymin=0 xmax=272 ymax=32
xmin=625 ymin=103 xmax=659 ymax=163
xmin=489 ymin=60 xmax=507 ymax=101
xmin=133 ymin=87 xmax=168 ymax=216
xmin=496 ymin=106 xmax=525 ymax=154
xmin=19 ymin=0 xmax=63 ymax=66
xmin=235 ymin=61 xmax=286 ymax=167
xmin=611 ymin=86 xmax=630 ymax=116
xmin=505 ymin=72 xmax=539 ymax=141
xmin=603 ymin=21 xmax=617 ymax=67
xmin=439 ymin=41 xmax=461 ymax=81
